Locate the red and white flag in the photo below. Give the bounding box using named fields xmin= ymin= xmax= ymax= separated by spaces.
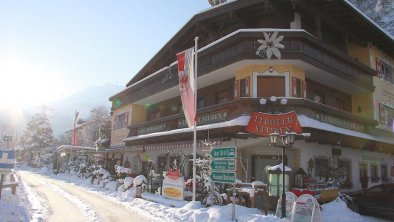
xmin=73 ymin=111 xmax=79 ymax=145
xmin=177 ymin=47 xmax=196 ymax=128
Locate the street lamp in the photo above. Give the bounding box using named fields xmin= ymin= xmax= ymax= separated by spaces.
xmin=269 ymin=130 xmax=295 ymax=219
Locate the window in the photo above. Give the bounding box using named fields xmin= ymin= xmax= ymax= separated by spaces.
xmin=257 ymin=76 xmax=285 ymax=97
xmin=376 ymin=57 xmax=393 ymax=83
xmin=381 ymin=165 xmax=388 ymax=182
xmin=370 ymin=164 xmax=379 ymax=182
xmin=216 ymin=90 xmax=230 ymax=104
xmin=359 ymin=163 xmax=368 ymax=178
xmin=379 ymin=103 xmax=394 ymax=127
xmin=338 ymin=159 xmax=352 ymax=188
xmin=292 ymin=77 xmax=306 ymax=98
xmin=239 ymin=77 xmax=250 ymax=97
xmin=114 ymin=112 xmax=128 ymax=130
xmin=315 ymin=158 xmax=329 ymax=178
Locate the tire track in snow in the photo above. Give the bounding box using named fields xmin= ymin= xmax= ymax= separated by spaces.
xmin=41 ymin=180 xmax=105 ymax=222
xmin=17 ymin=174 xmax=49 ymax=222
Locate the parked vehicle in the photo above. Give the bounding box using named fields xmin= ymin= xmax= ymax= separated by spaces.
xmin=350 ymin=183 xmax=394 ymax=219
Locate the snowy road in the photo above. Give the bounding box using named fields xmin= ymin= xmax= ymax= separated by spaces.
xmin=19 ymin=170 xmax=151 ymax=222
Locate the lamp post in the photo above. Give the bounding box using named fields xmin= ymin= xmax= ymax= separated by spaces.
xmin=269 ymin=130 xmax=295 ymax=219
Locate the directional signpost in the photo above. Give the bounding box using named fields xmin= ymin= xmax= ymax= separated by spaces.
xmin=209 ymin=147 xmax=237 ymax=183
xmin=209 ymin=147 xmax=237 ymax=221
xmin=210 ymin=147 xmax=236 ymax=159
xmin=210 ymin=159 xmax=236 ymax=171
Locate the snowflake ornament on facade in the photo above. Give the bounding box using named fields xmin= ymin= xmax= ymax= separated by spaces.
xmin=256 ymin=30 xmax=284 ymax=59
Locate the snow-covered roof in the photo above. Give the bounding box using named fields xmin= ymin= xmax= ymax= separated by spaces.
xmin=56 ymin=145 xmax=98 ymax=152
xmin=268 ymin=163 xmax=292 ymax=172
xmin=123 ymin=115 xmax=250 ymax=142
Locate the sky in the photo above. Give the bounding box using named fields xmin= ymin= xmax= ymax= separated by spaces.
xmin=0 ymin=0 xmax=210 ymax=110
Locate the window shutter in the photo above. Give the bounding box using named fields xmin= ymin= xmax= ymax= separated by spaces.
xmin=292 ymin=77 xmax=297 ymax=96
xmin=245 ymin=76 xmax=250 ymax=97
xmin=113 ymin=116 xmax=117 ymax=130
xmin=303 ymin=81 xmax=307 ymax=98
xmin=125 ymin=112 xmax=129 ymax=127
xmin=234 ymin=80 xmax=239 ymax=99
xmin=376 ymin=57 xmax=382 ymax=78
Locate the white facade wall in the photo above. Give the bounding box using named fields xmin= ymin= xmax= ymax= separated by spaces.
xmin=297 ymin=140 xmax=393 ymax=190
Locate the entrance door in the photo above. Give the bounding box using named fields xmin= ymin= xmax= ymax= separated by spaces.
xmin=253 ymin=155 xmax=280 ymax=182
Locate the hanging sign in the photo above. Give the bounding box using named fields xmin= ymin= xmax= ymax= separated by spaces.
xmin=162 ymin=169 xmax=185 ymax=200
xmin=245 ymin=111 xmax=302 ymax=137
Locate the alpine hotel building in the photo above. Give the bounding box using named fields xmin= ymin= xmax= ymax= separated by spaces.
xmin=109 ymin=0 xmax=394 ymax=191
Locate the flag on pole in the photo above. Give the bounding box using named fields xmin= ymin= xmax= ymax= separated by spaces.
xmin=177 ymin=47 xmax=196 ymax=128
xmin=73 ymin=111 xmax=79 ymax=145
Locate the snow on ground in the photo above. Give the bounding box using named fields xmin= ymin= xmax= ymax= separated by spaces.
xmin=1 ymin=165 xmax=390 ymax=222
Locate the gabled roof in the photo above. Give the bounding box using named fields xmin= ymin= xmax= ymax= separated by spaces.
xmin=125 ymin=0 xmax=393 ymax=87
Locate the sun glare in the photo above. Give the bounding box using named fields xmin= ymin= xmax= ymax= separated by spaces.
xmin=0 ymin=56 xmax=63 ymax=111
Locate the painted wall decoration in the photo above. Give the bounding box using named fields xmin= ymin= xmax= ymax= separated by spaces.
xmin=256 ymin=31 xmax=284 ymax=60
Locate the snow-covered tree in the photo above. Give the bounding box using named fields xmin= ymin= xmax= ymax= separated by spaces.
xmin=71 ymin=106 xmax=111 ymax=148
xmin=349 ymin=0 xmax=394 ymax=37
xmin=20 ymin=112 xmax=54 ymax=165
xmin=21 ymin=113 xmax=54 ymax=153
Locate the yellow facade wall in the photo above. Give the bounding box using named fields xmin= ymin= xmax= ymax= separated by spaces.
xmin=369 ymin=45 xmax=394 ymax=130
xmin=235 ymin=64 xmax=305 ymax=97
xmin=347 ymin=41 xmax=370 ymax=66
xmin=352 ymin=93 xmax=374 ymax=119
xmin=110 ymin=103 xmax=147 ymax=146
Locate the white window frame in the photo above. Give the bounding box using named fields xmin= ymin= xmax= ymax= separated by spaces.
xmin=252 ymin=70 xmax=290 ymax=98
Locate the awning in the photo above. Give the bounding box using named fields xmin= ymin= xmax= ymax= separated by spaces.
xmin=297 ymin=115 xmax=394 ymax=145
xmin=123 ymin=114 xmax=394 ymax=145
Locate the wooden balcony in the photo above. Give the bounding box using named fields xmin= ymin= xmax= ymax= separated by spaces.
xmin=112 ymin=29 xmax=375 ymax=106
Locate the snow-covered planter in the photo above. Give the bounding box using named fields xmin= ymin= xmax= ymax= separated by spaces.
xmin=117 ymin=176 xmax=134 ymax=192
xmin=133 ymin=175 xmax=147 ymax=198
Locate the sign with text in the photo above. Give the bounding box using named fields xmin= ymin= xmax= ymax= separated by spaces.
xmin=0 ymin=150 xmax=15 ymax=171
xmin=210 ymin=171 xmax=236 ymax=183
xmin=210 ymin=147 xmax=236 ymax=159
xmin=291 ymin=194 xmax=322 ymax=222
xmin=245 ymin=111 xmax=302 ymax=137
xmin=162 ymin=169 xmax=185 ymax=200
xmin=177 ymin=110 xmax=228 ymax=128
xmin=210 ymin=159 xmax=236 ymax=171
xmin=315 ymin=113 xmax=365 ymax=132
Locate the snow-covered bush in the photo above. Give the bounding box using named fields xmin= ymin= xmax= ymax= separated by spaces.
xmin=133 ymin=175 xmax=147 ymax=197
xmin=118 ymin=176 xmax=134 ymax=192
xmin=115 ymin=165 xmax=132 ymax=179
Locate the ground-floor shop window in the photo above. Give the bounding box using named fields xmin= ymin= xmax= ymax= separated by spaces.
xmin=338 ymin=159 xmax=352 ymax=188
xmin=370 ymin=164 xmax=379 ymax=182
xmin=315 ymin=157 xmax=329 ymax=180
xmin=381 ymin=165 xmax=389 ymax=182
xmin=359 ymin=163 xmax=368 ymax=190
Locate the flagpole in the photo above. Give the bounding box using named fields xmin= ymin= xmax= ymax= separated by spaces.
xmin=192 ymin=36 xmax=198 ymax=202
